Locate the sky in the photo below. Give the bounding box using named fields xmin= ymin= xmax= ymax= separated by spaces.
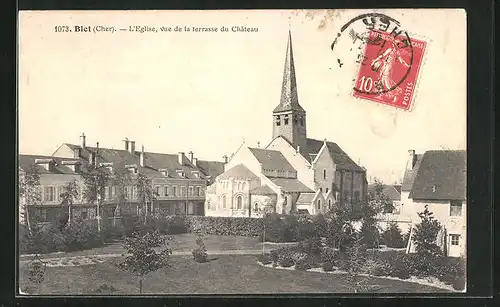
xmin=18 ymin=9 xmax=467 ymax=184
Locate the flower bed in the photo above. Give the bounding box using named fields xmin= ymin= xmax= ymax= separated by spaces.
xmin=256 ymin=247 xmax=466 ymax=292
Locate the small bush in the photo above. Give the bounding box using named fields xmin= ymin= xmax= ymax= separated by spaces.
xmin=257 ymin=253 xmax=272 ymax=265
xmin=298 ymin=236 xmax=322 ymax=255
xmin=382 ymin=222 xmax=405 ymax=248
xmin=92 ymin=283 xmax=118 ymax=293
xmin=295 ymin=256 xmax=312 ymax=271
xmin=453 ymin=275 xmax=466 ymax=291
xmin=277 ymin=247 xmax=295 ymax=267
xmin=192 ymin=233 xmax=208 ymax=263
xmin=322 ymin=261 xmax=335 ymax=272
xmin=320 ymin=247 xmax=337 ymax=266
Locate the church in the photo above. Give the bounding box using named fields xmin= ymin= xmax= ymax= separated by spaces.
xmin=204 ymin=31 xmax=368 ymax=217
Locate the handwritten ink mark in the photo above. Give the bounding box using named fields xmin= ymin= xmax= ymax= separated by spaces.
xmin=337 ymin=59 xmax=344 ymax=68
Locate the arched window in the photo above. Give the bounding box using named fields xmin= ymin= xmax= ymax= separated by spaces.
xmin=284 ymin=115 xmax=289 ymax=125
xmin=222 ymin=195 xmax=227 ymax=209
xmin=253 ymin=202 xmax=259 ymax=212
xmin=276 ymin=115 xmax=281 ymax=126
xmin=328 ymin=199 xmax=332 ymax=209
xmin=299 ymin=116 xmax=304 ymax=126
xmin=294 ymin=115 xmax=298 ymax=124
xmin=236 ymin=195 xmax=243 ymax=209
xmin=323 ymin=169 xmax=327 ymax=179
xmin=317 ymin=199 xmax=321 ymax=209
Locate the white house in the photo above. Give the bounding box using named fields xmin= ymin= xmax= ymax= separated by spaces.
xmin=395 ymin=150 xmax=467 ymax=257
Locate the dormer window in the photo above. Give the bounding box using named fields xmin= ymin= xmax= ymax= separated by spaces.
xmin=62 ymin=160 xmax=82 ymax=173
xmin=125 ymin=164 xmax=138 ymax=174
xmin=284 ymin=115 xmax=289 ymax=125
xmin=35 ymin=158 xmax=56 ymax=171
xmin=159 ymin=168 xmax=169 ymax=177
xmin=191 ymin=171 xmax=200 ymax=178
xmin=275 ymin=115 xmax=281 ymax=126
xmin=176 ymin=169 xmax=185 ymax=178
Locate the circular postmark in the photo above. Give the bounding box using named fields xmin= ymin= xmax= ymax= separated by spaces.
xmin=331 ymin=13 xmax=415 ymax=98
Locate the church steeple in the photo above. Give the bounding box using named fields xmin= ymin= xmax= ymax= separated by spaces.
xmin=273 ymin=30 xmax=306 ymax=113
xmin=272 ymin=30 xmax=307 ymax=154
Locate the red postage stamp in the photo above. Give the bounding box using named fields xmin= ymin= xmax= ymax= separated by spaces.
xmin=352 ymin=30 xmax=427 ymax=110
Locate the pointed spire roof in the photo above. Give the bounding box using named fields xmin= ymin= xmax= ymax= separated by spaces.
xmin=273 ymin=30 xmax=306 ymax=114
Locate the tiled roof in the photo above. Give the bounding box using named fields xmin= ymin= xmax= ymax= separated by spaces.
xmin=269 ymin=178 xmax=313 ymax=193
xmin=368 ymin=184 xmax=401 ymax=201
xmin=63 ymin=144 xmax=206 ymax=180
xmin=196 ymin=160 xmax=225 ymax=180
xmin=273 ymin=31 xmax=306 ymax=114
xmin=409 ymin=150 xmax=466 ymax=201
xmin=401 ymin=154 xmax=424 ymax=191
xmin=250 ymin=185 xmax=276 ymax=195
xmin=248 ymin=148 xmax=296 ymax=173
xmin=296 ymin=192 xmax=316 ymax=204
xmin=218 ymin=164 xmax=259 ymax=180
xmin=306 ymin=138 xmax=364 ymax=172
xmin=18 ymin=155 xmax=80 ymax=174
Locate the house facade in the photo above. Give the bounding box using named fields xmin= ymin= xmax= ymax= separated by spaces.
xmin=19 ymin=135 xmax=225 ymax=224
xmin=405 ymin=150 xmax=467 ymax=258
xmin=205 ymin=31 xmax=367 ymax=217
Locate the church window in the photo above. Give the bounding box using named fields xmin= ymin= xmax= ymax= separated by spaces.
xmin=284 ymin=115 xmax=289 ymax=125
xmin=323 ymin=169 xmax=327 ymax=179
xmin=236 ymin=195 xmax=243 ymax=209
xmin=326 ymin=188 xmax=329 ymax=193
xmin=319 ymin=188 xmax=322 ymax=192
xmin=328 ymin=199 xmax=332 ymax=209
xmin=316 ymin=199 xmax=321 ymax=209
xmin=222 ymin=195 xmax=227 ymax=209
xmin=294 ymin=115 xmax=298 ymax=124
xmin=299 ymin=116 xmax=304 ymax=126
xmin=276 ymin=115 xmax=281 ymax=126
xmin=253 ymin=203 xmax=259 ymax=212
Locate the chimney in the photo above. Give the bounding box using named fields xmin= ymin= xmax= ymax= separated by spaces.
xmin=222 ymin=155 xmax=228 ymax=164
xmin=96 ymin=142 xmax=99 ymax=153
xmin=257 ymin=141 xmax=260 ymax=148
xmin=188 ymin=151 xmax=194 ymax=162
xmin=89 ymin=152 xmax=95 ymax=165
xmin=129 ymin=141 xmax=136 ymax=153
xmin=192 ymin=157 xmax=198 ymax=167
xmin=178 ymin=152 xmax=185 ymax=165
xmin=407 ymin=149 xmax=416 ymax=170
xmin=123 ymin=137 xmax=129 ymax=151
xmin=80 ymin=133 xmax=86 ymax=149
xmin=140 ymin=145 xmax=145 ymax=167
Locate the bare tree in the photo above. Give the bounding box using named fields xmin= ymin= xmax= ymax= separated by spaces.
xmin=59 ymin=179 xmax=79 ymax=226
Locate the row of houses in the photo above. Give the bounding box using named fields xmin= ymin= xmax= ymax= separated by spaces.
xmin=19 ymin=135 xmax=226 ymax=223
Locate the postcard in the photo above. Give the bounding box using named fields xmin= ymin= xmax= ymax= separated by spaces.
xmin=18 ymin=9 xmax=467 ymax=295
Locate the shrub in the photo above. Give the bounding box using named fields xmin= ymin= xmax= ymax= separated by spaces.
xmin=276 ymin=247 xmax=295 ymax=267
xmin=298 ymin=236 xmax=322 ymax=255
xmin=322 ymin=261 xmax=335 ymax=272
xmin=295 ymin=219 xmax=315 ymax=241
xmin=453 ymin=275 xmax=466 ymax=291
xmin=257 ymin=253 xmax=272 ymax=265
xmin=295 ymin=256 xmax=313 ymax=271
xmin=92 ymin=283 xmax=118 ymax=294
xmin=192 ymin=233 xmax=208 ymax=263
xmin=63 ymin=219 xmax=101 ymax=252
xmin=187 ymin=216 xmax=262 ymax=237
xmin=320 ymin=247 xmax=337 ymax=266
xmin=382 ymin=222 xmax=405 ymax=248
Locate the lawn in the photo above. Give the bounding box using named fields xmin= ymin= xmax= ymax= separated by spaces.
xmin=20 ymin=233 xmax=296 ymax=261
xmin=19 ymin=255 xmax=449 ymax=294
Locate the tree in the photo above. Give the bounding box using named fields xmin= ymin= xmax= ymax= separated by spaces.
xmin=325 ymin=201 xmax=353 ymax=249
xmin=112 ymin=167 xmax=132 ymax=226
xmin=412 ymin=205 xmax=443 ymax=257
xmin=19 ymin=164 xmax=41 ymax=234
xmin=343 ymin=232 xmax=369 ymax=293
xmin=382 ymin=222 xmax=405 ymax=248
xmin=135 ymin=172 xmax=156 ymax=224
xmin=59 ymin=179 xmax=79 ymax=226
xmin=192 ymin=233 xmax=208 ymax=263
xmin=81 ymin=163 xmax=110 ymax=232
xmin=117 ymin=230 xmax=171 ymax=293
